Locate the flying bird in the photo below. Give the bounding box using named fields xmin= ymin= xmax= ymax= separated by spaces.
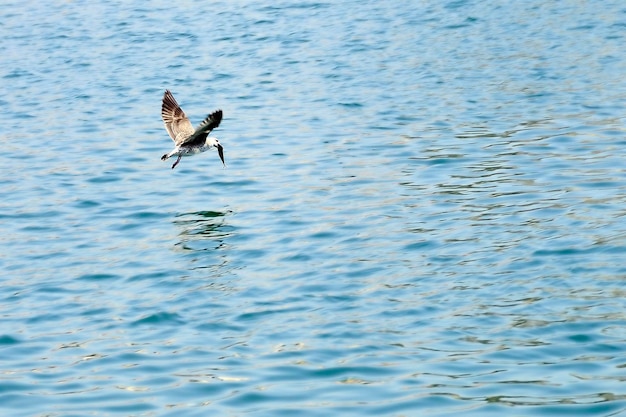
xmin=160 ymin=89 xmax=224 ymax=169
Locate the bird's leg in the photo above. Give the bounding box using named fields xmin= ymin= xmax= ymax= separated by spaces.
xmin=171 ymin=155 xmax=182 ymax=169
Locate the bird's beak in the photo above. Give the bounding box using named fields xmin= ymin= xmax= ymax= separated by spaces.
xmin=217 ymin=143 xmax=225 ymax=166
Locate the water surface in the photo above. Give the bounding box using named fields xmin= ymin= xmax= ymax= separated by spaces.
xmin=2 ymin=1 xmax=626 ymax=416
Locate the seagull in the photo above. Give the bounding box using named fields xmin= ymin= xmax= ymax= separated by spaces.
xmin=160 ymin=89 xmax=224 ymax=169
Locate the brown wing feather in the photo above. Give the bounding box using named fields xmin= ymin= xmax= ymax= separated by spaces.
xmin=161 ymin=90 xmax=194 ymax=145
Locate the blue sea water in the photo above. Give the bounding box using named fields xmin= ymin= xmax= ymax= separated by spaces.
xmin=2 ymin=0 xmax=626 ymax=415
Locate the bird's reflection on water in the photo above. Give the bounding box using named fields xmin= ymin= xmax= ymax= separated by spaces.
xmin=173 ymin=210 xmax=234 ymax=252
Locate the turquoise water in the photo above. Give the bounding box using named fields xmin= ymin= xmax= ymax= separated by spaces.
xmin=2 ymin=1 xmax=626 ymax=415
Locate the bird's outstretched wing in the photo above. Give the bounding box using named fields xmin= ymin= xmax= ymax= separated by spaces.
xmin=161 ymin=90 xmax=195 ymax=145
xmin=179 ymin=109 xmax=223 ymax=147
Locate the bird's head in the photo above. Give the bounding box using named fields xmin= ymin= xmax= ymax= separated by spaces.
xmin=210 ymin=137 xmax=225 ymax=166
